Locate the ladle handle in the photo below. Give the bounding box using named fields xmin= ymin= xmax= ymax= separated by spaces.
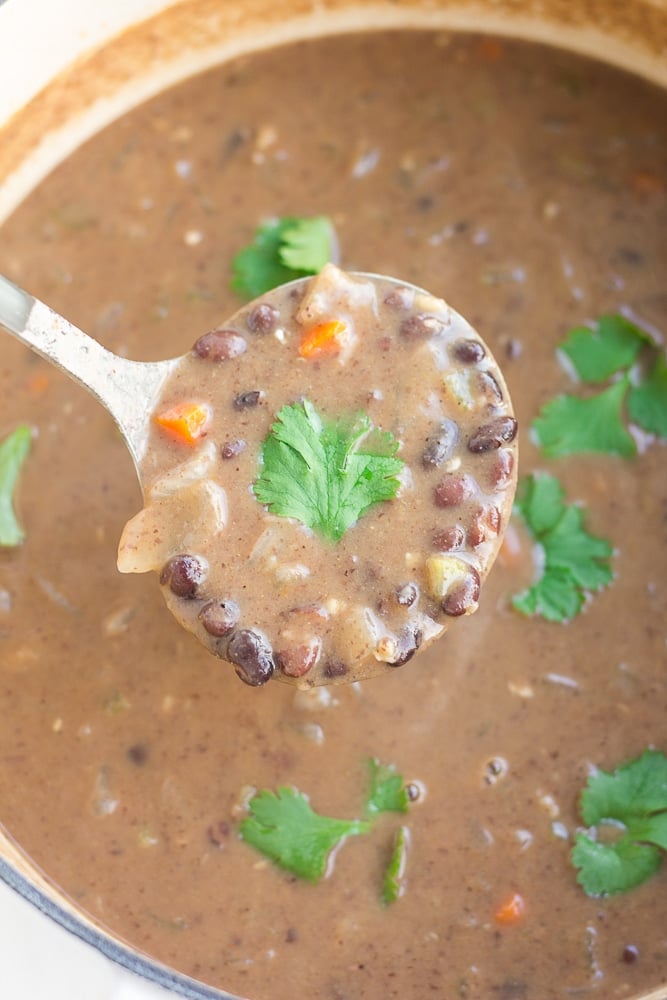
xmin=0 ymin=273 xmax=176 ymax=465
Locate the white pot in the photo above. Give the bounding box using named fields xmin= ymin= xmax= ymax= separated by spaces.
xmin=0 ymin=1 xmax=665 ymax=998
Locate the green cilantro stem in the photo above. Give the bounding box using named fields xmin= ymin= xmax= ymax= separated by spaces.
xmin=0 ymin=425 xmax=32 ymax=546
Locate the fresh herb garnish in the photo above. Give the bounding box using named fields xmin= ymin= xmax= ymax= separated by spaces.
xmin=239 ymin=786 xmax=370 ymax=882
xmin=559 ymin=314 xmax=650 ymax=383
xmin=532 ymin=379 xmax=636 ymax=458
xmin=572 ymin=749 xmax=667 ymax=896
xmin=532 ymin=314 xmax=666 ymax=456
xmin=254 ymin=400 xmax=404 ymax=543
xmin=366 ymin=757 xmax=410 ymax=816
xmin=512 ymin=473 xmax=613 ymax=622
xmin=0 ymin=425 xmax=32 ymax=546
xmin=240 ymin=758 xmax=414 ymax=892
xmin=231 ymin=216 xmax=334 ymax=299
xmin=382 ymin=825 xmax=410 ymax=905
xmin=628 ymin=353 xmax=667 ymax=437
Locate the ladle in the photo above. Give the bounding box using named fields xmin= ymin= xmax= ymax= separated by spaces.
xmin=0 ymin=266 xmax=518 ymax=688
xmin=0 ymin=272 xmax=178 ymax=471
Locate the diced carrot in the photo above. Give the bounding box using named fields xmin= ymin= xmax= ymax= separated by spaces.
xmin=26 ymin=372 xmax=50 ymax=396
xmin=299 ymin=319 xmax=350 ymax=360
xmin=630 ymin=170 xmax=664 ymax=196
xmin=475 ymin=38 xmax=504 ymax=63
xmin=494 ymin=892 xmax=526 ymax=926
xmin=154 ymin=401 xmax=211 ymax=443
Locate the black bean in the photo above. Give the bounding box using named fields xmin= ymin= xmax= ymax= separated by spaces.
xmin=468 ymin=416 xmax=518 ymax=453
xmin=160 ymin=554 xmax=206 ymax=598
xmin=453 ymin=338 xmax=486 ymax=364
xmin=400 ymin=313 xmax=446 ymax=340
xmin=489 ymin=448 xmax=515 ymax=489
xmin=192 ymin=328 xmax=247 ymax=361
xmin=395 ymin=582 xmax=419 ymax=607
xmin=227 ymin=629 xmax=275 ymax=686
xmin=247 ymin=303 xmax=279 ymax=335
xmin=127 ymin=743 xmax=149 ymax=766
xmin=233 ymin=390 xmax=263 ymax=410
xmin=276 ymin=639 xmax=321 ymax=678
xmin=622 ymin=945 xmax=639 ymax=964
xmin=199 ymin=598 xmax=240 ymax=637
xmin=441 ymin=567 xmax=480 ymax=617
xmin=468 ymin=505 xmax=501 ymax=548
xmin=432 ymin=524 xmax=465 ymax=551
xmin=207 ymin=820 xmax=230 ymax=848
xmin=323 ymin=658 xmax=348 ymax=679
xmin=383 ymin=287 xmax=411 ymax=310
xmin=388 ymin=625 xmax=423 ymax=667
xmin=434 ymin=473 xmax=476 ymax=508
xmin=477 ymin=371 xmax=504 ymax=406
xmin=221 ymin=439 xmax=246 ymax=459
xmin=421 ymin=419 xmax=459 ymax=469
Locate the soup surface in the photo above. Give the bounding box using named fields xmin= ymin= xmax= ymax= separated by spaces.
xmin=0 ymin=29 xmax=666 ymax=1000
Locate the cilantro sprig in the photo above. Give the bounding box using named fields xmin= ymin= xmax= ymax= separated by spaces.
xmin=254 ymin=400 xmax=404 ymax=543
xmin=239 ymin=757 xmax=413 ymax=888
xmin=572 ymin=750 xmax=667 ymax=896
xmin=231 ymin=216 xmax=335 ymax=299
xmin=532 ymin=314 xmax=667 ymax=456
xmin=382 ymin=825 xmax=410 ymax=905
xmin=0 ymin=425 xmax=32 ymax=547
xmin=512 ymin=473 xmax=613 ymax=622
xmin=239 ymin=787 xmax=370 ymax=882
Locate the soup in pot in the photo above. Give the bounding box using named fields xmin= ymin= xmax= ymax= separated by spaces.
xmin=0 ymin=29 xmax=665 ymax=1000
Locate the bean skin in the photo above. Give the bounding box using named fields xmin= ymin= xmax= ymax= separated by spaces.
xmin=221 ymin=439 xmax=246 ymax=459
xmin=468 ymin=416 xmax=518 ymax=453
xmin=432 ymin=524 xmax=465 ymax=551
xmin=453 ymin=338 xmax=486 ymax=364
xmin=441 ymin=567 xmax=480 ymax=617
xmin=199 ymin=599 xmax=240 ymax=637
xmin=233 ymin=390 xmax=263 ymax=410
xmin=434 ymin=473 xmax=476 ymax=508
xmin=323 ymin=659 xmax=348 ymax=679
xmin=400 ymin=313 xmax=446 ymax=339
xmin=422 ymin=419 xmax=459 ymax=469
xmin=160 ymin=555 xmax=206 ymax=598
xmin=192 ymin=328 xmax=247 ymax=361
xmin=276 ymin=639 xmax=322 ymax=678
xmin=389 ymin=625 xmax=423 ymax=667
xmin=247 ymin=303 xmax=279 ymax=334
xmin=395 ymin=582 xmax=419 ymax=607
xmin=227 ymin=629 xmax=275 ymax=686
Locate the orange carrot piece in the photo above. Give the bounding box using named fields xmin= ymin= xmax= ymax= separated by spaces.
xmin=630 ymin=170 xmax=664 ymax=196
xmin=494 ymin=892 xmax=526 ymax=926
xmin=299 ymin=319 xmax=349 ymax=359
xmin=26 ymin=372 xmax=50 ymax=396
xmin=155 ymin=401 xmax=211 ymax=443
xmin=476 ymin=38 xmax=504 ymax=63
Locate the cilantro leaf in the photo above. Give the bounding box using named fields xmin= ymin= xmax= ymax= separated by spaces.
xmin=572 ymin=750 xmax=667 ymax=896
xmin=559 ymin=315 xmax=649 ymax=383
xmin=239 ymin=786 xmax=370 ymax=881
xmin=512 ymin=473 xmax=613 ymax=622
xmin=382 ymin=825 xmax=410 ymax=905
xmin=628 ymin=354 xmax=667 ymax=438
xmin=0 ymin=425 xmax=32 ymax=546
xmin=254 ymin=400 xmax=404 ymax=543
xmin=231 ymin=216 xmax=334 ymax=299
xmin=366 ymin=758 xmax=410 ymax=816
xmin=532 ymin=379 xmax=636 ymax=458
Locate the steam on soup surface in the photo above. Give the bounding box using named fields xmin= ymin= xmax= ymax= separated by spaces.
xmin=0 ymin=29 xmax=666 ymax=1000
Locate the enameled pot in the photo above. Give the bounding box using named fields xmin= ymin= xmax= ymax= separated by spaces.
xmin=0 ymin=2 xmax=665 ymax=998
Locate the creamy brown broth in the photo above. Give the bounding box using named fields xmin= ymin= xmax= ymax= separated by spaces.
xmin=0 ymin=30 xmax=666 ymax=1000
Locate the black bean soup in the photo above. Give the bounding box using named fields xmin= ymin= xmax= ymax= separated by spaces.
xmin=0 ymin=29 xmax=665 ymax=1000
